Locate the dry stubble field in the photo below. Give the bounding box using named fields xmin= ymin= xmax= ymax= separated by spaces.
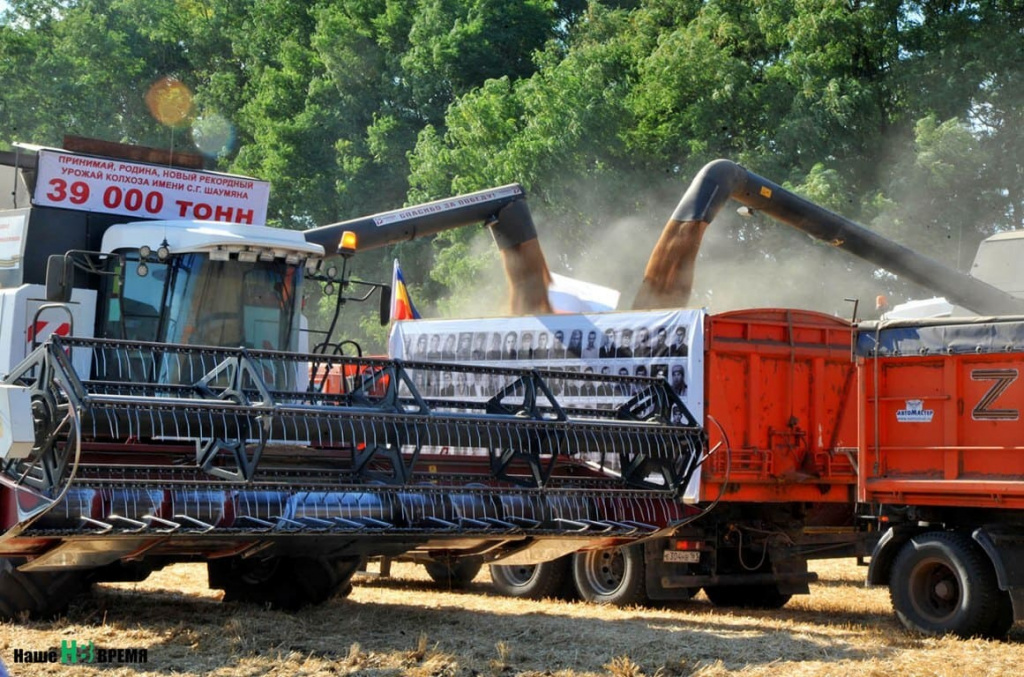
xmin=2 ymin=558 xmax=1023 ymax=676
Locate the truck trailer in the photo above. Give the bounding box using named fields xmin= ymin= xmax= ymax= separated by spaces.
xmin=665 ymin=160 xmax=1024 ymax=638
xmin=390 ymin=306 xmax=866 ymax=609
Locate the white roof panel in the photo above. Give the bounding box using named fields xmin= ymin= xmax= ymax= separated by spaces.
xmin=101 ymin=221 xmax=324 ymax=257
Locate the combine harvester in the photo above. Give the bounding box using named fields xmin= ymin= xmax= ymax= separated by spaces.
xmin=0 ymin=138 xmax=704 ymax=617
xmin=400 ymin=160 xmax=1024 ymax=638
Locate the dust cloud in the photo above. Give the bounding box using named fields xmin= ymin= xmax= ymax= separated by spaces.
xmin=443 ymin=167 xmax=966 ymax=322
xmin=444 ymin=151 xmax=1003 ymax=321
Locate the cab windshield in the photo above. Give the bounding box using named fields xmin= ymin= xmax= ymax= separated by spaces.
xmin=99 ymin=252 xmax=302 ymax=352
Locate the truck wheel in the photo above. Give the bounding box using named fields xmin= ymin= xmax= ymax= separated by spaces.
xmin=0 ymin=558 xmax=90 ymax=621
xmin=489 ymin=557 xmax=571 ymax=600
xmin=423 ymin=557 xmax=483 ymax=588
xmin=210 ymin=556 xmax=361 ymax=611
xmin=703 ymin=584 xmax=792 ymax=609
xmin=572 ymin=545 xmax=647 ymax=606
xmin=889 ymin=531 xmax=999 ymax=638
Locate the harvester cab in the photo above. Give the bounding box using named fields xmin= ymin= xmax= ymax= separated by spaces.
xmin=0 ymin=140 xmax=340 ymax=374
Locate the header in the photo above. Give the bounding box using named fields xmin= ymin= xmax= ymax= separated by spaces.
xmin=32 ymin=149 xmax=270 ymax=225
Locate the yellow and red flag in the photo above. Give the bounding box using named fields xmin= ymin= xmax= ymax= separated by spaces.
xmin=390 ymin=259 xmax=421 ymax=321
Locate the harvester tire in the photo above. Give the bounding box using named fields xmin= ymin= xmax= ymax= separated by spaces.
xmin=571 ymin=545 xmax=647 ymax=606
xmin=424 ymin=557 xmax=483 ymax=588
xmin=703 ymin=584 xmax=792 ymax=609
xmin=211 ymin=555 xmax=361 ymax=611
xmin=0 ymin=558 xmax=90 ymax=621
xmin=889 ymin=531 xmax=1000 ymax=638
xmin=489 ymin=556 xmax=572 ymax=600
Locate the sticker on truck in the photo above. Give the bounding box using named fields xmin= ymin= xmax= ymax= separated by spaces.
xmin=895 ymin=399 xmax=934 ymax=423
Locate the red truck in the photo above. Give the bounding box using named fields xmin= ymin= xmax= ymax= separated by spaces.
xmin=396 ymin=160 xmax=1024 ymax=639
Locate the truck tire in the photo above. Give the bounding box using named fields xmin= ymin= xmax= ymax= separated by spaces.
xmin=572 ymin=545 xmax=647 ymax=606
xmin=423 ymin=557 xmax=483 ymax=588
xmin=489 ymin=557 xmax=571 ymax=600
xmin=0 ymin=558 xmax=90 ymax=620
xmin=703 ymin=584 xmax=792 ymax=609
xmin=210 ymin=555 xmax=361 ymax=611
xmin=889 ymin=531 xmax=1000 ymax=638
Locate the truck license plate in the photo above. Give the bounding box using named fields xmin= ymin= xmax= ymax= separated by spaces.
xmin=663 ymin=550 xmax=700 ymax=563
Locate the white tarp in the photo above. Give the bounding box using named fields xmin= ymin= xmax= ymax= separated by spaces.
xmin=547 ymin=273 xmax=620 ymax=313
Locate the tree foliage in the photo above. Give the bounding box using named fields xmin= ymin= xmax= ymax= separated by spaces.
xmin=2 ymin=0 xmax=1022 ymax=343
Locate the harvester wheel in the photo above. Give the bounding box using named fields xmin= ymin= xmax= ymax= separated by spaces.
xmin=889 ymin=531 xmax=999 ymax=638
xmin=0 ymin=558 xmax=90 ymax=621
xmin=423 ymin=557 xmax=483 ymax=588
xmin=210 ymin=555 xmax=361 ymax=611
xmin=703 ymin=584 xmax=792 ymax=609
xmin=489 ymin=556 xmax=572 ymax=600
xmin=572 ymin=545 xmax=647 ymax=606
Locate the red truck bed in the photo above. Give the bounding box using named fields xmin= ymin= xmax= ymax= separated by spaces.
xmin=702 ymin=309 xmax=858 ymax=504
xmin=857 ymin=317 xmax=1024 ymax=510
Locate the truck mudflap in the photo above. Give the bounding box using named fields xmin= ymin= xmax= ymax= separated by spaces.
xmin=1 ymin=336 xmax=705 ymax=552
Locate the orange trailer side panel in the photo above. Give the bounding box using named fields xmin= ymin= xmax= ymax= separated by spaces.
xmin=858 ymin=319 xmax=1024 ymax=509
xmin=703 ymin=309 xmax=858 ymax=503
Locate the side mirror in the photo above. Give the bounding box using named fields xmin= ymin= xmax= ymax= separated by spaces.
xmin=379 ymin=284 xmax=392 ymax=326
xmin=45 ymin=255 xmax=74 ymax=303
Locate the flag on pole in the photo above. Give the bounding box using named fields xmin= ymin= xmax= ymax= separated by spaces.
xmin=390 ymin=258 xmax=421 ymax=321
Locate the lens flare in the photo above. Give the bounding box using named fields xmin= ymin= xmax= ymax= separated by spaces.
xmin=192 ymin=113 xmax=236 ymax=157
xmin=145 ymin=77 xmax=194 ymax=127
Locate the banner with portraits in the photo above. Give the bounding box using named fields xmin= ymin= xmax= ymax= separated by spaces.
xmin=389 ymin=308 xmax=704 ymax=418
xmin=388 ymin=309 xmax=705 ymax=502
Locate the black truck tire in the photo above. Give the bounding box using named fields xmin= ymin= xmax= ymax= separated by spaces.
xmin=0 ymin=557 xmax=90 ymax=620
xmin=489 ymin=556 xmax=572 ymax=600
xmin=703 ymin=583 xmax=792 ymax=609
xmin=423 ymin=557 xmax=483 ymax=588
xmin=571 ymin=545 xmax=647 ymax=606
xmin=889 ymin=531 xmax=1000 ymax=638
xmin=210 ymin=555 xmax=361 ymax=611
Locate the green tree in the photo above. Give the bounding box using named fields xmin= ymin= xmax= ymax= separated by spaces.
xmin=410 ymin=0 xmax=1023 ymax=314
xmin=3 ymin=0 xmax=1021 ymax=323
